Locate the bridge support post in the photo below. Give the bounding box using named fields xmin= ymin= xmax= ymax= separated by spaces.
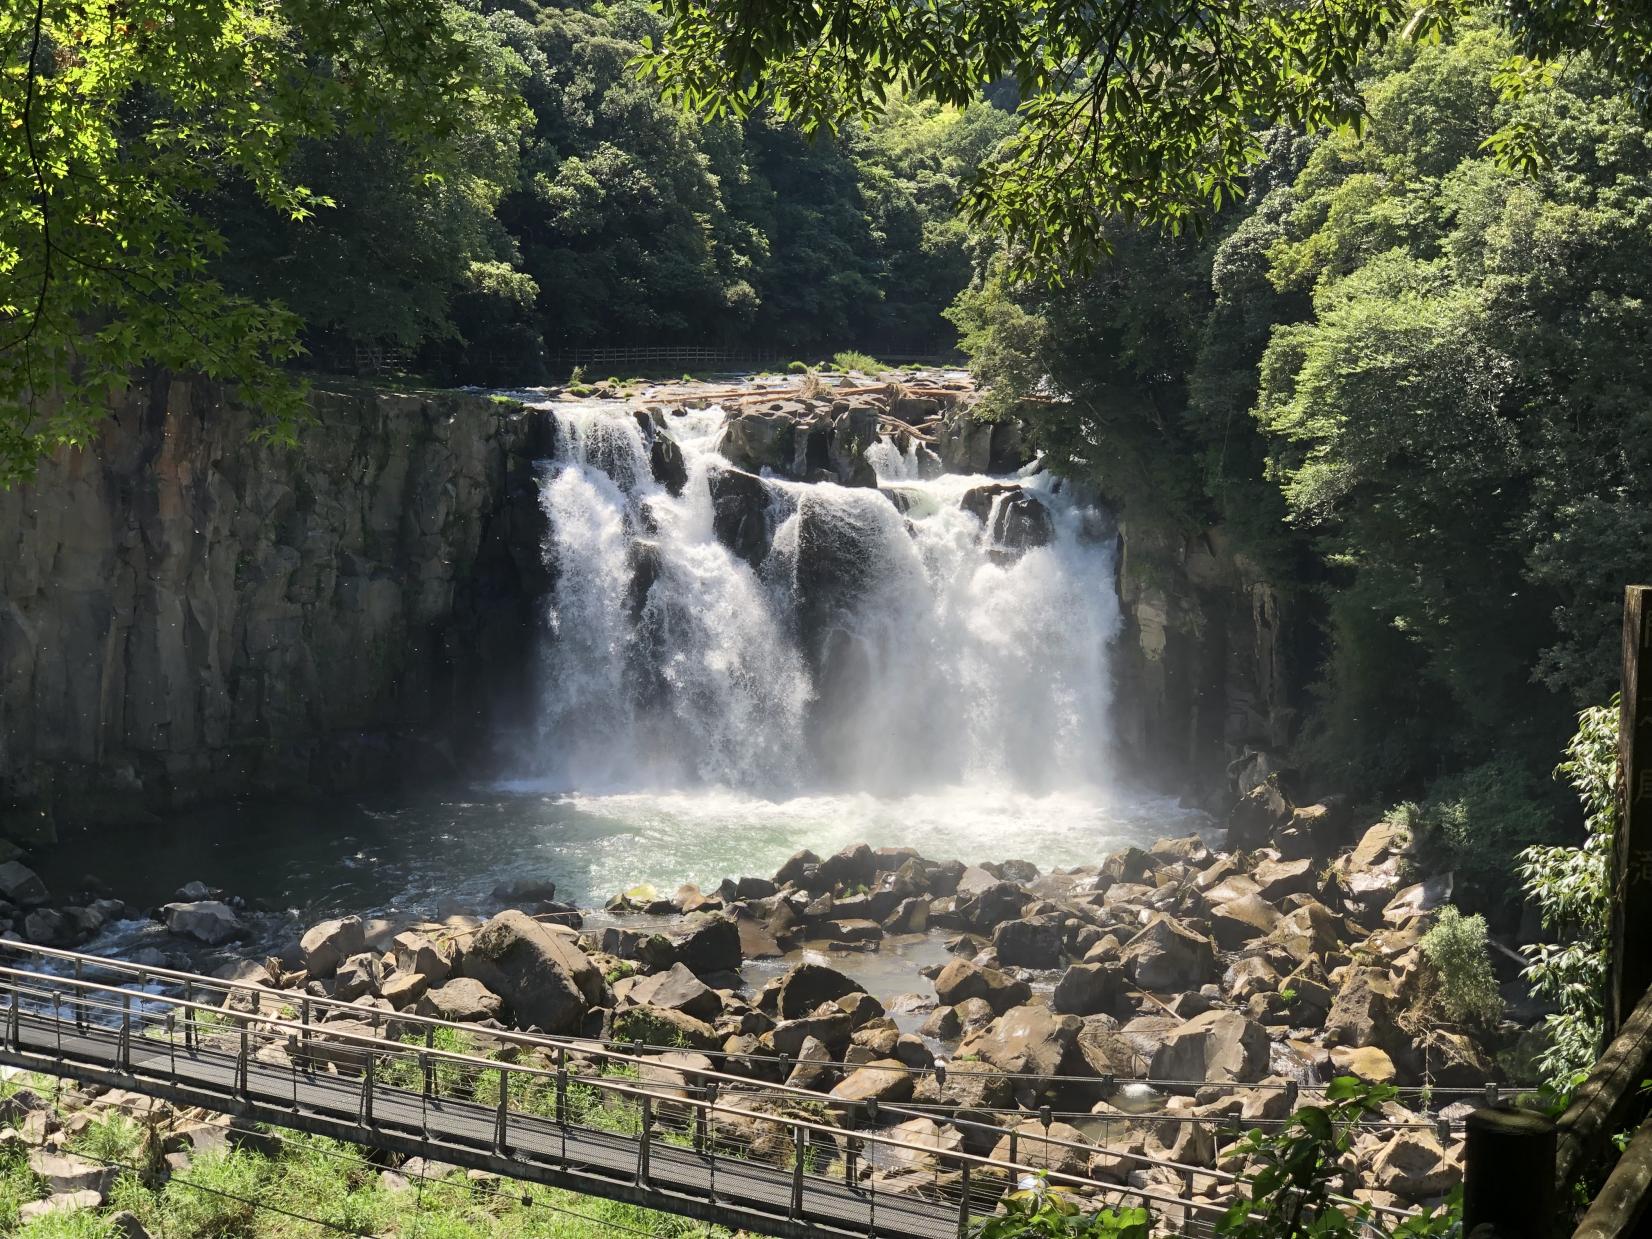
xmin=237 ymin=1028 xmax=249 ymax=1100
xmin=362 ymin=1053 xmax=375 ymax=1126
xmin=1613 ymin=585 xmax=1652 ymax=1038
xmin=184 ymin=983 xmax=194 ymax=1051
xmin=554 ymin=1047 xmax=567 ymax=1125
xmin=790 ymin=1124 xmax=805 ymax=1218
xmin=957 ymin=1160 xmax=971 ymax=1238
xmin=118 ymin=993 xmax=131 ymax=1072
xmin=638 ymin=1095 xmax=652 ymax=1185
xmin=1464 ymin=1106 xmax=1556 ymax=1238
xmin=494 ymin=1067 xmax=509 ymax=1153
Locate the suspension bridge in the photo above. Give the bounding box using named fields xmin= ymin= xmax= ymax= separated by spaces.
xmin=0 ymin=942 xmax=1442 ymax=1238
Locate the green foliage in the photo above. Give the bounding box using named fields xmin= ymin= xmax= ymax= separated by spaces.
xmin=1520 ymin=701 xmax=1619 ymax=1088
xmin=645 ymin=0 xmax=1652 ymax=281
xmin=1415 ymin=758 xmax=1557 ymax=915
xmin=1218 ymin=1077 xmax=1461 ymax=1239
xmin=832 ymin=350 xmax=880 ymax=373
xmin=0 ymin=0 xmax=525 ymax=484
xmin=953 ymin=26 xmax=1652 ymax=890
xmin=1420 ymin=906 xmax=1505 ymax=1026
xmin=971 ymin=1178 xmax=1150 ymax=1239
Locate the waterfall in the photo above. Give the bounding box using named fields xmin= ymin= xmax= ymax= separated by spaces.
xmin=525 ymin=399 xmax=1122 ymax=801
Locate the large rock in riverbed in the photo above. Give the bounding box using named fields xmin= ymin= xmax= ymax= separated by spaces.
xmin=1148 ymin=1009 xmax=1269 ymax=1085
xmin=462 ymin=909 xmax=608 ymax=1033
xmin=959 ymin=1005 xmax=1080 ymax=1088
xmin=301 ymin=916 xmax=367 ymax=979
xmin=1121 ymin=914 xmax=1216 ymax=992
xmin=776 ymin=962 xmax=862 ymax=1020
xmin=933 ymin=959 xmax=1031 ymax=1014
xmin=162 ymin=901 xmax=248 ymax=946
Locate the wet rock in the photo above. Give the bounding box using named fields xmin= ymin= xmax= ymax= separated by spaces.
xmin=883 ymin=896 xmax=929 ymax=934
xmin=723 ymin=410 xmax=797 ymax=475
xmin=490 ymin=878 xmax=558 ymax=906
xmin=22 ymin=907 xmax=72 ymax=946
xmin=464 ymin=909 xmax=608 ymax=1033
xmin=1149 ymin=1010 xmax=1269 ymax=1085
xmin=0 ymin=861 xmax=47 ymax=907
xmin=650 ymin=912 xmax=742 ymax=976
xmin=772 ymin=849 xmax=821 ymax=889
xmin=991 ymin=916 xmax=1064 ymax=969
xmin=932 ymin=959 xmax=1031 ymax=1014
xmin=706 ymin=465 xmax=773 ymax=567
xmin=301 ymin=916 xmax=368 ymax=979
xmin=649 ymin=431 xmax=688 ymax=496
xmin=1121 ymin=914 xmax=1216 ymax=992
xmin=416 ymin=978 xmax=502 ymax=1023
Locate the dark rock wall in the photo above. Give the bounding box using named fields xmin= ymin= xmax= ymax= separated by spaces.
xmin=0 ymin=377 xmax=553 ymax=842
xmin=1109 ymin=522 xmax=1303 ymax=807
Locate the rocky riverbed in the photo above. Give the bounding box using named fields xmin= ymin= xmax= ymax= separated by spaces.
xmin=0 ymin=776 xmax=1518 ymax=1220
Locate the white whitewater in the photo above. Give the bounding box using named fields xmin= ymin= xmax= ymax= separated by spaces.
xmin=503 ymin=394 xmax=1197 ymax=886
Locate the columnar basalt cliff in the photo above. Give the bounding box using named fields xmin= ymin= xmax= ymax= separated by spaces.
xmin=0 ymin=378 xmax=553 ymax=844
xmin=1110 ymin=521 xmax=1304 ymax=807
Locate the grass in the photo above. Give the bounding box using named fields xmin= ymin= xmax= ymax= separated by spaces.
xmin=831 ymin=350 xmax=880 ymax=373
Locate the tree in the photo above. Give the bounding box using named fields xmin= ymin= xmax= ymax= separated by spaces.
xmin=643 ymin=0 xmax=1652 ymax=278
xmin=0 ymin=0 xmax=524 ymax=485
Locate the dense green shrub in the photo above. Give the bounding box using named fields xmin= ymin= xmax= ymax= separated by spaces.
xmin=1419 ymin=906 xmax=1504 ymax=1026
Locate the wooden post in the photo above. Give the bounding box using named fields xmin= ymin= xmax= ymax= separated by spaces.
xmin=1613 ymin=585 xmax=1652 ymax=1037
xmin=1464 ymin=1107 xmax=1556 ymax=1238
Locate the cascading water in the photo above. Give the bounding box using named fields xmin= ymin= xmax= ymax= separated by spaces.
xmin=530 ymin=400 xmax=1122 ymax=799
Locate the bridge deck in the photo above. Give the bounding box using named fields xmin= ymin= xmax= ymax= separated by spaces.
xmin=2 ymin=1007 xmax=958 ymax=1239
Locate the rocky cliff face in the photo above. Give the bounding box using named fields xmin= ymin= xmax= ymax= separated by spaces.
xmin=1109 ymin=522 xmax=1303 ymax=806
xmin=0 ymin=377 xmax=553 ymax=844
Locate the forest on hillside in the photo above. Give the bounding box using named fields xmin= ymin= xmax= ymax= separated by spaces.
xmin=955 ymin=22 xmax=1652 ymax=918
xmin=220 ymin=0 xmax=1013 ymax=381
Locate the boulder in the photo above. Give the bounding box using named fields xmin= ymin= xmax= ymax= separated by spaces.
xmin=23 ymin=908 xmax=72 ymax=946
xmin=0 ymin=861 xmax=47 ymax=907
xmin=613 ymin=1004 xmax=721 ymax=1051
xmin=770 ymin=1009 xmax=853 ymax=1057
xmin=959 ymin=1005 xmax=1081 ymax=1087
xmin=1324 ymin=967 xmax=1401 ymax=1050
xmin=1121 ymin=915 xmax=1216 ymax=992
xmin=301 ymin=917 xmax=368 ymax=979
xmin=1252 ymin=858 xmax=1316 ymax=903
xmin=381 ymin=970 xmax=429 ymax=1010
xmin=416 ymin=978 xmax=502 ymax=1023
xmin=628 ymin=963 xmax=722 ymax=1023
xmin=650 ymin=913 xmax=742 ymax=976
xmin=21 ymin=1190 xmax=104 ymax=1221
xmin=991 ymin=916 xmax=1065 ymax=969
xmin=1149 ymin=1010 xmax=1269 ymax=1085
xmin=1330 ymin=1045 xmax=1398 ymax=1084
xmin=1209 ymin=894 xmax=1282 ymax=950
xmin=332 ymin=952 xmax=383 ymax=1001
xmin=29 ymin=1150 xmax=117 ymax=1196
xmin=1227 ymin=779 xmax=1292 ymax=851
xmin=879 ymin=1117 xmax=965 ymax=1173
xmin=463 ymin=909 xmax=608 ymax=1033
xmin=391 ymin=931 xmax=451 ymax=986
xmin=1351 ymin=819 xmax=1412 ymax=870
xmin=1382 ymin=875 xmax=1453 ymax=925
xmin=707 ymin=466 xmax=774 ymax=567
xmin=988 ymin=1119 xmax=1091 ymax=1178
xmin=490 ymin=878 xmax=558 ymax=906
xmin=831 ymin=1059 xmax=915 ymax=1105
xmin=161 ymin=900 xmax=248 ymax=946
xmin=1371 ymin=1131 xmax=1457 ymax=1200
xmin=1052 ymin=963 xmax=1121 ymax=1017
xmin=932 ymin=959 xmax=1031 ymax=1014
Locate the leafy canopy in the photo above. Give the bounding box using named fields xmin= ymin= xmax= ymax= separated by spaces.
xmin=0 ymin=0 xmax=523 ymax=485
xmin=642 ymin=0 xmax=1652 ymax=278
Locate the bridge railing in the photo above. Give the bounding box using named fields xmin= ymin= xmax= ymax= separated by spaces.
xmin=0 ymin=943 xmax=1433 ymax=1236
